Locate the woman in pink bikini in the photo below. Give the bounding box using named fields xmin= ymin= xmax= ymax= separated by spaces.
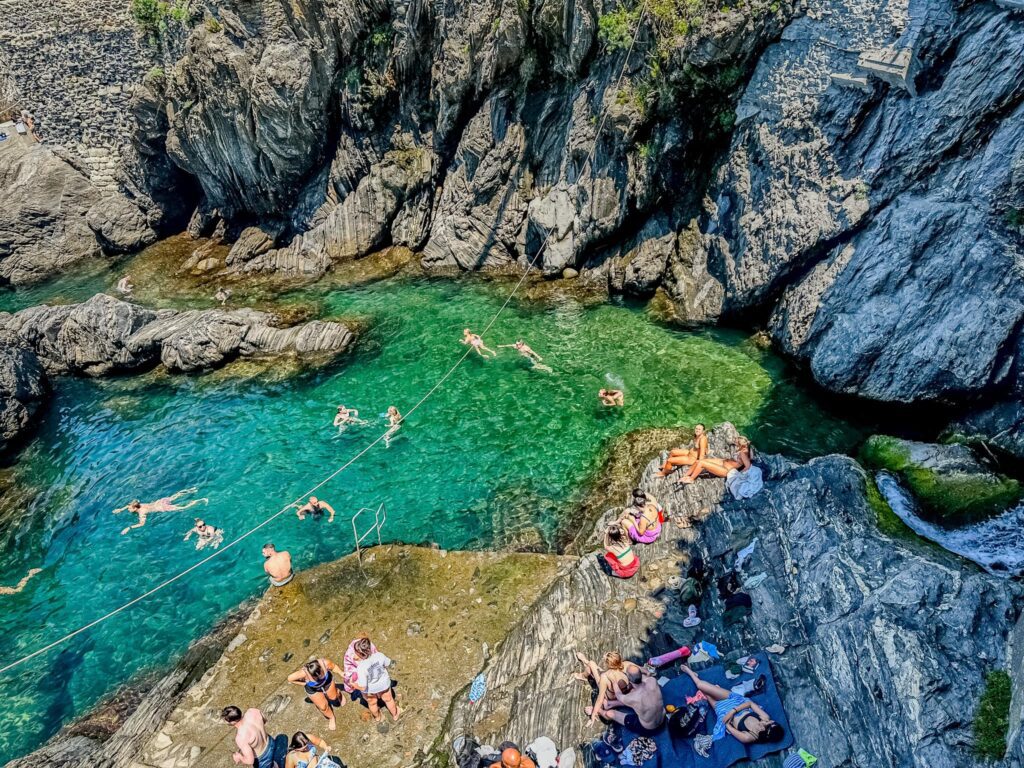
xmin=619 ymin=489 xmax=663 ymax=544
xmin=113 ymin=487 xmax=208 ymax=535
xmin=462 ymin=328 xmax=497 ymax=358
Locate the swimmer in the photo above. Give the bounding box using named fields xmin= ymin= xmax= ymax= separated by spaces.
xmin=499 ymin=339 xmax=552 ymax=371
xmin=384 ymin=405 xmax=402 ymax=448
xmin=598 ymin=389 xmax=624 ymax=407
xmin=462 ymin=328 xmax=497 ymax=358
xmin=333 ymin=404 xmax=366 ymax=430
xmin=183 ymin=518 xmax=224 ymax=550
xmin=0 ymin=567 xmax=42 ymax=596
xmin=112 ymin=488 xmax=209 ymax=535
xmin=215 ymin=287 xmax=232 ymax=306
xmin=295 ymin=496 xmax=336 ymax=523
xmin=263 ymin=543 xmax=294 ymax=587
xmin=656 ymin=423 xmax=708 ymax=476
xmin=116 ymin=275 xmax=133 ymax=296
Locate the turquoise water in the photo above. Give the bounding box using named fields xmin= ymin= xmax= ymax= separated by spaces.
xmin=0 ymin=275 xmax=870 ymax=759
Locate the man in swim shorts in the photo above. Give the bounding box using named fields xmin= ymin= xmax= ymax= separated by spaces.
xmin=223 ymin=705 xmax=279 ymax=767
xmin=263 ymin=543 xmax=294 ymax=587
xmin=295 ymin=496 xmax=336 ymax=522
xmin=601 ymin=667 xmax=665 ymax=734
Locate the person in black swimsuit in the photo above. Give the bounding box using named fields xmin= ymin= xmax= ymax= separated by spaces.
xmin=287 ymin=658 xmax=345 ymax=730
xmin=295 ymin=497 xmax=337 ymax=523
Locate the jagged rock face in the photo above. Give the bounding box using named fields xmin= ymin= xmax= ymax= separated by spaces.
xmin=443 ymin=426 xmax=1022 ymax=768
xmin=0 ymin=333 xmax=48 ymax=454
xmin=0 ymin=294 xmax=354 ymax=377
xmin=0 ymin=142 xmax=157 ymax=285
xmin=691 ymin=0 xmax=1024 ymax=402
xmin=953 ymin=401 xmax=1024 ymax=462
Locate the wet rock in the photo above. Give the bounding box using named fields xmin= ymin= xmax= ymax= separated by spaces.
xmin=0 ymin=333 xmax=48 ymax=454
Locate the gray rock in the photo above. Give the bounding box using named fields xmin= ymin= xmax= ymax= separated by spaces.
xmin=0 ymin=333 xmax=48 ymax=454
xmin=952 ymin=401 xmax=1024 ymax=461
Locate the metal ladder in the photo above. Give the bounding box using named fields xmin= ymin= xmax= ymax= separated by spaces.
xmin=351 ymin=502 xmax=387 ymax=564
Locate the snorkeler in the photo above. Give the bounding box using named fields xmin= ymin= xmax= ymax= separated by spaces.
xmin=334 ymin=404 xmax=367 ymax=430
xmin=0 ymin=567 xmax=42 ymax=596
xmin=183 ymin=518 xmax=224 ymax=550
xmin=499 ymin=340 xmax=552 ymax=371
xmin=462 ymin=328 xmax=497 ymax=358
xmin=295 ymin=496 xmax=336 ymax=523
xmin=384 ymin=406 xmax=402 ymax=448
xmin=599 ymin=389 xmax=625 ymax=407
xmin=113 ymin=488 xmax=209 ymax=535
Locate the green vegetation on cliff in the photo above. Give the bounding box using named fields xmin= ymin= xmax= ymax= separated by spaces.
xmin=860 ymin=435 xmax=1021 ymax=525
xmin=974 ymin=670 xmax=1012 ymax=760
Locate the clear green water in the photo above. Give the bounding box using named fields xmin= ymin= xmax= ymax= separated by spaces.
xmin=0 ymin=274 xmax=870 ymax=760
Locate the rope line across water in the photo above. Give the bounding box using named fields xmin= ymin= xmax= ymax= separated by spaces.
xmin=0 ymin=0 xmax=651 ymax=678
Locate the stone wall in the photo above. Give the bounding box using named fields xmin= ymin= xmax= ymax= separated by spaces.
xmin=0 ymin=0 xmax=155 ymax=190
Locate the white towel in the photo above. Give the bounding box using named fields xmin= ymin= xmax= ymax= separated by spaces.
xmin=726 ymin=465 xmax=764 ymax=500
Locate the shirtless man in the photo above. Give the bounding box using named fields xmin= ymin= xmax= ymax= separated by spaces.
xmin=598 ymin=389 xmax=624 ymax=407
xmin=183 ymin=518 xmax=224 ymax=550
xmin=0 ymin=567 xmax=42 ymax=596
xmin=113 ymin=488 xmax=208 ymax=535
xmin=599 ymin=667 xmax=665 ymax=734
xmin=222 ymin=705 xmax=278 ymax=768
xmin=498 ymin=340 xmax=551 ymax=372
xmin=657 ymin=423 xmax=708 ymax=476
xmin=263 ymin=543 xmax=294 ymax=587
xmin=295 ymin=496 xmax=336 ymax=523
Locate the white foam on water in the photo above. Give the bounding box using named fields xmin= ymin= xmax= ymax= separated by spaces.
xmin=875 ymin=471 xmax=1024 ymax=578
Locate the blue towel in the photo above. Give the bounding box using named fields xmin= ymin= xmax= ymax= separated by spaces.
xmin=617 ymin=652 xmax=793 ymax=768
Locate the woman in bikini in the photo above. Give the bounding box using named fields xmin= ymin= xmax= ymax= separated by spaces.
xmin=285 ymin=732 xmax=334 ymax=768
xmin=113 ymin=488 xmax=208 ymax=535
xmin=678 ymin=436 xmax=753 ymax=485
xmin=574 ymin=651 xmax=643 ymax=727
xmin=680 ymin=666 xmax=784 ymax=745
xmin=602 ymin=523 xmax=640 ymax=579
xmin=287 ymin=658 xmax=346 ymax=730
xmin=384 ymin=406 xmax=402 ymax=448
xmin=462 ymin=328 xmax=497 ymax=358
xmin=183 ymin=518 xmax=224 ymax=550
xmin=656 ymin=424 xmax=708 ymax=476
xmin=619 ymin=489 xmax=663 ymax=544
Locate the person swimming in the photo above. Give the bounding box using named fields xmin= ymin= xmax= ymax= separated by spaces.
xmin=113 ymin=488 xmax=208 ymax=535
xmin=498 ymin=340 xmax=551 ymax=371
xmin=295 ymin=496 xmax=336 ymax=523
xmin=679 ymin=436 xmax=754 ymax=485
xmin=0 ymin=567 xmax=42 ymax=596
xmin=333 ymin=404 xmax=366 ymax=430
xmin=598 ymin=389 xmax=624 ymax=407
xmin=462 ymin=328 xmax=497 ymax=358
xmin=183 ymin=518 xmax=224 ymax=550
xmin=657 ymin=424 xmax=708 ymax=476
xmin=384 ymin=406 xmax=402 ymax=448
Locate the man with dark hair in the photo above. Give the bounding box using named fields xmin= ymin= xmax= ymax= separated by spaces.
xmin=602 ymin=667 xmax=665 ymax=734
xmin=222 ymin=705 xmax=275 ymax=766
xmin=262 ymin=543 xmax=293 ymax=587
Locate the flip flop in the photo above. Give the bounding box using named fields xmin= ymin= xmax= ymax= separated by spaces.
xmin=682 ymin=604 xmax=701 ymax=628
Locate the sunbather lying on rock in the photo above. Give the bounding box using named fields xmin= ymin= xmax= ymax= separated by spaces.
xmin=679 ymin=436 xmax=754 ymax=485
xmin=680 ymin=665 xmax=783 ymax=745
xmin=656 ymin=424 xmax=708 ymax=476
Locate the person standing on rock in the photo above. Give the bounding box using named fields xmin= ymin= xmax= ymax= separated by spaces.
xmin=223 ymin=705 xmax=279 ymax=768
xmin=462 ymin=328 xmax=497 ymax=358
xmin=112 ymin=488 xmax=208 ymax=535
xmin=263 ymin=543 xmax=294 ymax=587
xmin=351 ymin=636 xmax=401 ymax=724
xmin=287 ymin=657 xmax=346 ymax=730
xmin=656 ymin=424 xmax=708 ymax=477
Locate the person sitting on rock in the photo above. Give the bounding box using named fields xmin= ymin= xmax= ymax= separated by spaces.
xmin=488 ymin=747 xmax=537 ymax=768
xmin=679 ymin=436 xmax=754 ymax=485
xmin=619 ymin=489 xmax=663 ymax=544
xmin=680 ymin=665 xmax=783 ymax=745
xmin=116 ymin=275 xmax=134 ymax=296
xmin=602 ymin=522 xmax=640 ymax=579
xmin=287 ymin=658 xmax=346 ymax=731
xmin=112 ymin=488 xmax=208 ymax=535
xmin=295 ymin=496 xmax=336 ymax=523
xmin=285 ymin=731 xmax=335 ymax=768
xmin=599 ymin=389 xmax=624 ymax=407
xmin=592 ymin=666 xmax=666 ymax=735
xmin=262 ymin=542 xmax=293 ymax=587
xmin=574 ymin=651 xmax=644 ymax=728
xmin=656 ymin=424 xmax=708 ymax=476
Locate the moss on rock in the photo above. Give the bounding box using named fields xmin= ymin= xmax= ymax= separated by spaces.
xmin=974 ymin=670 xmax=1012 ymax=760
xmin=860 ymin=435 xmax=1022 ymax=526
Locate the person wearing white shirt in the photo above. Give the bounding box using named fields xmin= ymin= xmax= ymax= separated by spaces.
xmin=350 ymin=636 xmax=401 ymax=722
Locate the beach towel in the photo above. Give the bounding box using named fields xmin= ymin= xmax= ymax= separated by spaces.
xmin=726 ymin=466 xmax=764 ymax=500
xmin=617 ymin=652 xmax=793 ymax=768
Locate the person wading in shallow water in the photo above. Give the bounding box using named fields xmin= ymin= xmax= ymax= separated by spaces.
xmin=0 ymin=567 xmax=42 ymax=595
xmin=263 ymin=543 xmax=294 ymax=587
xmin=112 ymin=488 xmax=208 ymax=535
xmin=223 ymin=705 xmax=279 ymax=768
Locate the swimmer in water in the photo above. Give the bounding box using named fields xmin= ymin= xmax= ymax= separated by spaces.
xmin=215 ymin=287 xmax=232 ymax=306
xmin=498 ymin=339 xmax=552 ymax=372
xmin=0 ymin=567 xmax=42 ymax=595
xmin=116 ymin=275 xmax=134 ymax=296
xmin=334 ymin=404 xmax=366 ymax=430
xmin=113 ymin=488 xmax=209 ymax=535
xmin=599 ymin=389 xmax=625 ymax=407
xmin=183 ymin=518 xmax=224 ymax=550
xmin=462 ymin=328 xmax=497 ymax=358
xmin=295 ymin=496 xmax=336 ymax=523
xmin=384 ymin=406 xmax=402 ymax=448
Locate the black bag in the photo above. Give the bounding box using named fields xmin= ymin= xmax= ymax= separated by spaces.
xmin=668 ymin=704 xmax=708 ymax=739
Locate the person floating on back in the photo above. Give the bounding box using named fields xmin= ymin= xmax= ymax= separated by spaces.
xmin=295 ymin=496 xmax=336 ymax=523
xmin=462 ymin=328 xmax=497 ymax=358
xmin=263 ymin=543 xmax=293 ymax=587
xmin=112 ymin=488 xmax=208 ymax=535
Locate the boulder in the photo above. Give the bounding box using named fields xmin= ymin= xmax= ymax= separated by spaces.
xmin=0 ymin=333 xmax=48 ymax=454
